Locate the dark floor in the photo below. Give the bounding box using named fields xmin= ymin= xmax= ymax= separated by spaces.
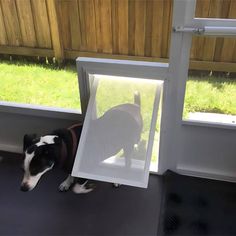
xmin=0 ymin=151 xmax=163 ymax=236
xmin=2 ymin=151 xmax=236 ymax=236
xmin=159 ymin=170 xmax=236 ymax=236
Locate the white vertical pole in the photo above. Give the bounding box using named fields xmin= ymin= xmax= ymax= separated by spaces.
xmin=158 ymin=0 xmax=196 ymax=174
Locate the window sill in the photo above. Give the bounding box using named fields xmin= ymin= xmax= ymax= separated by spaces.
xmin=182 ymin=119 xmax=236 ymax=130
xmin=0 ymin=101 xmax=82 ymax=120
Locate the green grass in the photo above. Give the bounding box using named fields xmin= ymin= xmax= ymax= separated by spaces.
xmin=183 ymin=76 xmax=236 ymax=118
xmin=0 ymin=60 xmax=81 ymax=110
xmin=1 ymin=60 xmax=235 ymax=117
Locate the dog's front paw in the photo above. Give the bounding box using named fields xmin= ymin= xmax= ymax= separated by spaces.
xmin=58 ymin=181 xmax=71 ymax=192
xmin=72 ymin=182 xmax=94 ymax=194
xmin=113 ymin=183 xmax=121 ymax=188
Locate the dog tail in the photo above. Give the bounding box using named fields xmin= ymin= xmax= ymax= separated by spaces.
xmin=134 ymin=91 xmax=141 ymax=107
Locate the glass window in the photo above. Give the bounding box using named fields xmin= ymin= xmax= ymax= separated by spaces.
xmin=183 ymin=36 xmax=236 ymax=125
xmin=0 ymin=61 xmax=81 ymax=112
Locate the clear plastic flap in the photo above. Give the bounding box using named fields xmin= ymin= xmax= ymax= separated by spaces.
xmin=72 ymin=75 xmax=163 ymax=188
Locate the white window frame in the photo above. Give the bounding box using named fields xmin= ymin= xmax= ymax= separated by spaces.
xmin=170 ymin=0 xmax=236 ymax=130
xmin=75 ymin=57 xmax=169 ymax=175
xmin=0 ymin=101 xmax=81 ymax=120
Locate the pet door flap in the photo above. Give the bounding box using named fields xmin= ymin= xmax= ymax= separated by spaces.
xmin=72 ymin=75 xmax=163 ymax=188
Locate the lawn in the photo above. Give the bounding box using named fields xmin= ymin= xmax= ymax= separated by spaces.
xmin=0 ymin=61 xmax=80 ymax=110
xmin=183 ymin=76 xmax=236 ymax=118
xmin=0 ymin=60 xmax=235 ymax=117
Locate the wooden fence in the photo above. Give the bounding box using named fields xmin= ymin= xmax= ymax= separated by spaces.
xmin=0 ymin=0 xmax=236 ymax=72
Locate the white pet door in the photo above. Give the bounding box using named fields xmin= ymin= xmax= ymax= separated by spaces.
xmin=72 ymin=58 xmax=167 ymax=188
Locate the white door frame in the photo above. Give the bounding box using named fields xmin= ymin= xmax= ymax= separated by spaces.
xmin=161 ymin=0 xmax=236 ymax=176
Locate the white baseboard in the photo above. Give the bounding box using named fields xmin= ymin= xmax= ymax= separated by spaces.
xmin=0 ymin=143 xmax=22 ymax=154
xmin=177 ymin=164 xmax=236 ymax=183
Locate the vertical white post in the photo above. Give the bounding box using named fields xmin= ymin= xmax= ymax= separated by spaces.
xmin=158 ymin=0 xmax=196 ymax=173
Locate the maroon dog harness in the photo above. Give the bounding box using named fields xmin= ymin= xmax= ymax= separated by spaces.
xmin=59 ymin=123 xmax=83 ymax=172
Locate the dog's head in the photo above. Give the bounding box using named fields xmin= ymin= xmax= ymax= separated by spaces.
xmin=21 ymin=134 xmax=61 ymax=192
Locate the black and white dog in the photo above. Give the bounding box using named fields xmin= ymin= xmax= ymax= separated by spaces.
xmin=21 ymin=92 xmax=143 ymax=193
xmin=21 ymin=124 xmax=93 ymax=193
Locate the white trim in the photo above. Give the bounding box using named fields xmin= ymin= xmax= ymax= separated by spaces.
xmin=158 ymin=0 xmax=196 ymax=174
xmin=182 ymin=120 xmax=236 ymax=130
xmin=0 ymin=101 xmax=82 ymax=120
xmin=193 ymin=18 xmax=236 ymax=28
xmin=143 ymin=83 xmax=163 ymax=183
xmin=0 ymin=143 xmax=22 ymax=154
xmin=77 ymin=57 xmax=169 ymax=80
xmin=174 ymin=26 xmax=236 ymax=36
xmin=73 ymin=171 xmax=148 ymax=188
xmin=177 ymin=164 xmax=236 ymax=183
xmin=72 ymin=58 xmax=165 ymax=187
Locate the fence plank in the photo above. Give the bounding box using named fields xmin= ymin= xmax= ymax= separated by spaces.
xmin=161 ymin=0 xmax=172 ymax=58
xmin=134 ymin=0 xmax=146 ymax=56
xmin=201 ymin=0 xmax=222 ymax=61
xmin=78 ymin=0 xmax=97 ymax=52
xmin=68 ymin=0 xmax=81 ymax=50
xmin=118 ymin=0 xmax=128 ymax=54
xmin=46 ymin=0 xmax=64 ymax=62
xmin=0 ymin=2 xmax=7 ymax=45
xmin=144 ymin=0 xmax=152 ymax=57
xmin=0 ymin=45 xmax=53 ymax=57
xmin=0 ymin=0 xmax=22 ymax=46
xmin=213 ymin=0 xmax=231 ymax=62
xmin=15 ymin=0 xmax=36 ymax=47
xmin=31 ymin=0 xmax=52 ymax=48
xmin=191 ymin=0 xmax=210 ymax=60
xmin=151 ymin=0 xmax=163 ymax=57
xmin=128 ymin=0 xmax=135 ymax=55
xmin=220 ymin=0 xmax=236 ymax=62
xmin=111 ymin=0 xmax=118 ymax=53
xmin=94 ymin=0 xmax=112 ymax=53
xmin=58 ymin=0 xmax=71 ymax=50
xmin=77 ymin=0 xmax=87 ymax=51
xmin=233 ymin=45 xmax=236 ymax=63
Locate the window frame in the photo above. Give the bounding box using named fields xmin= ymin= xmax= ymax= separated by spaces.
xmin=175 ymin=2 xmax=236 ymax=129
xmin=0 ymin=101 xmax=82 ymax=120
xmin=74 ymin=57 xmax=169 ymax=177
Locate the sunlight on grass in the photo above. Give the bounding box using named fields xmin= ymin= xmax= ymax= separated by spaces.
xmin=0 ymin=61 xmax=81 ymax=110
xmin=183 ymin=76 xmax=236 ymax=118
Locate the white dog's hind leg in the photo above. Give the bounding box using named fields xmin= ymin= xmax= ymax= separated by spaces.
xmin=72 ymin=181 xmax=94 ymax=194
xmin=59 ymin=175 xmax=75 ymax=192
xmin=113 ymin=183 xmax=121 ymax=188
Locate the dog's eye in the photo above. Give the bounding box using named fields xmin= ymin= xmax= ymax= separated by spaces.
xmin=30 ymin=167 xmax=39 ymax=176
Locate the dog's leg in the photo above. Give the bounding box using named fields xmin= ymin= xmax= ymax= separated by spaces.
xmin=59 ymin=175 xmax=75 ymax=192
xmin=124 ymin=145 xmax=134 ymax=169
xmin=113 ymin=183 xmax=121 ymax=188
xmin=72 ymin=180 xmax=94 ymax=194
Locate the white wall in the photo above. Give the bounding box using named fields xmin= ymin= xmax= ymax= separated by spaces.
xmin=175 ymin=124 xmax=236 ymax=182
xmin=0 ymin=109 xmax=82 ymax=154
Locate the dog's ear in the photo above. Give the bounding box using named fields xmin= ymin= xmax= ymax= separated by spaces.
xmin=23 ymin=134 xmax=37 ymax=152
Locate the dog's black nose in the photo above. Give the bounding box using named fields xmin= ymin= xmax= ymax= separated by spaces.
xmin=20 ymin=184 xmax=30 ymax=192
